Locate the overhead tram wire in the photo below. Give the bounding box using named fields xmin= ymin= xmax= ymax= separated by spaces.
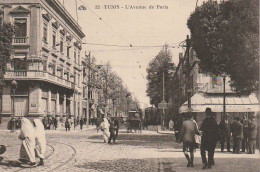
xmin=78 ymin=0 xmax=132 ymax=47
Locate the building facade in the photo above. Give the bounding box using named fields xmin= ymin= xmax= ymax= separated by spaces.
xmin=0 ymin=0 xmax=86 ymax=120
xmin=175 ymin=48 xmax=259 ymax=125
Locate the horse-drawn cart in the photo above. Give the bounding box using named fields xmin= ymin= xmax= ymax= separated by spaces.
xmin=126 ymin=111 xmax=142 ymax=134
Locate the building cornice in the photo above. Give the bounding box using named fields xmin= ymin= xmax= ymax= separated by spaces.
xmin=45 ymin=0 xmax=85 ymax=39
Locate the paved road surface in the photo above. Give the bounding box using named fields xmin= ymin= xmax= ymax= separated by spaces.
xmin=0 ymin=128 xmax=259 ymax=172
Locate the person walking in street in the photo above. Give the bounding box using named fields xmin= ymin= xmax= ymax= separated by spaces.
xmin=169 ymin=118 xmax=174 ymax=131
xmin=219 ymin=114 xmax=231 ymax=152
xmin=108 ymin=118 xmax=117 ymax=144
xmin=80 ymin=118 xmax=84 ymax=130
xmin=231 ymin=116 xmax=243 ymax=154
xmin=114 ymin=117 xmax=120 ymax=138
xmin=42 ymin=117 xmax=47 ymax=130
xmin=65 ymin=118 xmax=71 ymax=132
xmin=18 ymin=118 xmax=36 ymax=166
xmin=200 ymin=108 xmax=219 ymax=169
xmin=53 ymin=117 xmax=58 ymax=130
xmin=248 ymin=115 xmax=257 ymax=154
xmin=33 ymin=119 xmax=46 ymax=166
xmin=241 ymin=115 xmax=249 ymax=153
xmin=98 ymin=117 xmax=110 ymax=143
xmin=175 ymin=117 xmax=183 ymax=142
xmin=179 ymin=113 xmax=200 ymax=168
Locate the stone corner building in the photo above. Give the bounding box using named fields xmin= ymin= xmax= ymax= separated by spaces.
xmin=0 ymin=0 xmax=87 ymax=120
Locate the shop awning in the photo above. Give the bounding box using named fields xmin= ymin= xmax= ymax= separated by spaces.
xmin=179 ymin=93 xmax=260 ymax=113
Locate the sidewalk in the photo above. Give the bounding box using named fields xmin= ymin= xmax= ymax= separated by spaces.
xmin=0 ymin=124 xmax=96 ymax=133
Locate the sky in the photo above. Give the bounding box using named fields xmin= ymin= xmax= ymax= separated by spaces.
xmin=59 ymin=0 xmax=206 ymax=108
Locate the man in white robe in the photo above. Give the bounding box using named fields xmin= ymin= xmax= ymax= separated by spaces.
xmin=18 ymin=118 xmax=36 ymax=165
xmin=34 ymin=119 xmax=46 ymax=166
xmin=98 ymin=118 xmax=110 ymax=143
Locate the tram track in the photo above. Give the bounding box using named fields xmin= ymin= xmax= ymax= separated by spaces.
xmin=47 ymin=141 xmax=77 ymax=172
xmin=2 ymin=133 xmax=108 ymax=172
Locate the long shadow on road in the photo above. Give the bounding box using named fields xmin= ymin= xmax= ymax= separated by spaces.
xmin=88 ymin=132 xmax=182 ymax=149
xmin=76 ymin=156 xmax=260 ymax=172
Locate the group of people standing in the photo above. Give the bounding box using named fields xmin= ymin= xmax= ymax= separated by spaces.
xmin=97 ymin=117 xmax=119 ymax=144
xmin=18 ymin=118 xmax=46 ymax=166
xmin=42 ymin=116 xmax=58 ymax=130
xmin=219 ymin=114 xmax=258 ymax=154
xmin=179 ymin=108 xmax=258 ymax=170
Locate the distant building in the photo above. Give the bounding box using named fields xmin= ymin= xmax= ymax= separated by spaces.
xmin=0 ymin=0 xmax=86 ymax=120
xmin=175 ymin=49 xmax=259 ymax=125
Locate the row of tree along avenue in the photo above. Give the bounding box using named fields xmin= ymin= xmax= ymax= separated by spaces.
xmin=145 ymin=0 xmax=259 ymax=127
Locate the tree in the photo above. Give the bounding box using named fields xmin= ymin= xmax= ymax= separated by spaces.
xmin=0 ymin=17 xmax=15 ymax=87
xmin=187 ymin=0 xmax=259 ymax=94
xmin=146 ymin=45 xmax=175 ymax=107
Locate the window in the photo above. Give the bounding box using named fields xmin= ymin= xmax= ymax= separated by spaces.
xmin=14 ymin=19 xmax=27 ymax=37
xmin=13 ymin=58 xmax=27 ymax=70
xmin=67 ymin=46 xmax=70 ymax=58
xmin=43 ymin=22 xmax=48 ymax=42
xmin=78 ymin=50 xmax=80 ymax=64
xmin=52 ymin=30 xmax=56 ymax=48
xmin=60 ymin=36 xmax=63 ymax=52
xmin=74 ymin=47 xmax=77 ymax=63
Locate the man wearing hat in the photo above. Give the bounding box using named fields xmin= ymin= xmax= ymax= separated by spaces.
xmin=219 ymin=114 xmax=231 ymax=152
xmin=200 ymin=108 xmax=220 ymax=169
xmin=248 ymin=115 xmax=257 ymax=154
xmin=231 ymin=116 xmax=243 ymax=154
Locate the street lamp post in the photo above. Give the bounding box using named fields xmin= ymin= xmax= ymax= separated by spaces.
xmin=11 ymin=79 xmax=18 ymax=132
xmin=223 ymin=74 xmax=226 ymax=120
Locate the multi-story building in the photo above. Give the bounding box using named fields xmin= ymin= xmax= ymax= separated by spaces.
xmin=175 ymin=48 xmax=259 ymax=125
xmin=0 ymin=0 xmax=85 ymax=121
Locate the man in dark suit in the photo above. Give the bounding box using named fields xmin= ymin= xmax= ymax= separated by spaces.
xmin=219 ymin=114 xmax=231 ymax=152
xmin=248 ymin=115 xmax=257 ymax=154
xmin=231 ymin=117 xmax=243 ymax=154
xmin=241 ymin=115 xmax=249 ymax=152
xmin=200 ymin=108 xmax=219 ymax=169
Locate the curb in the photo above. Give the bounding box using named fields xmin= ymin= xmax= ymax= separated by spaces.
xmin=0 ymin=126 xmax=97 ymax=133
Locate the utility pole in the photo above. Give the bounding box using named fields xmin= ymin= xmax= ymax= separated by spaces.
xmin=162 ymin=70 xmax=165 ymax=126
xmin=185 ymin=35 xmax=192 ymax=113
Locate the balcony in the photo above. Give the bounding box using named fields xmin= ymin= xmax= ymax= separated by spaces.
xmin=5 ymin=70 xmax=74 ymax=90
xmin=13 ymin=37 xmax=28 ymax=45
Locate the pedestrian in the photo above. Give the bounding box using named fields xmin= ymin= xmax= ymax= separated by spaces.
xmin=18 ymin=118 xmax=36 ymax=166
xmin=114 ymin=117 xmax=120 ymax=138
xmin=53 ymin=117 xmax=58 ymax=130
xmin=241 ymin=115 xmax=249 ymax=153
xmin=231 ymin=116 xmax=243 ymax=154
xmin=16 ymin=117 xmax=22 ymax=130
xmin=248 ymin=115 xmax=257 ymax=154
xmin=179 ymin=113 xmax=200 ymax=168
xmin=84 ymin=117 xmax=87 ymax=125
xmin=143 ymin=117 xmax=148 ymax=130
xmin=175 ymin=117 xmax=183 ymax=142
xmin=169 ymin=118 xmax=174 ymax=131
xmin=219 ymin=114 xmax=231 ymax=152
xmin=65 ymin=118 xmax=71 ymax=132
xmin=98 ymin=117 xmax=110 ymax=143
xmin=200 ymin=108 xmax=220 ymax=169
xmin=0 ymin=144 xmax=6 ymax=162
xmin=42 ymin=117 xmax=47 ymax=130
xmin=80 ymin=118 xmax=84 ymax=130
xmin=108 ymin=119 xmax=117 ymax=144
xmin=33 ymin=119 xmax=46 ymax=166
